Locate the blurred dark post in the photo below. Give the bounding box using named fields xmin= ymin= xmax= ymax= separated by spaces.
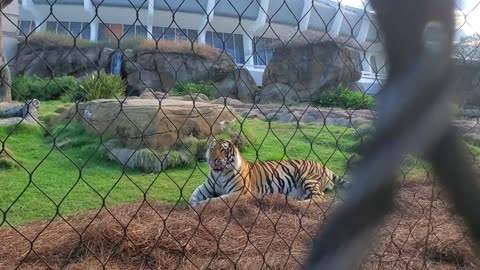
xmin=305 ymin=0 xmax=480 ymax=269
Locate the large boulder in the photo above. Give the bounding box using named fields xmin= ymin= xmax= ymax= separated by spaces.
xmin=59 ymin=99 xmax=237 ymax=153
xmin=214 ymin=68 xmax=259 ymax=103
xmin=123 ymin=48 xmax=236 ymax=96
xmin=256 ymin=83 xmax=300 ymax=105
xmin=258 ymin=41 xmax=362 ymax=104
xmin=15 ymin=39 xmax=104 ymax=77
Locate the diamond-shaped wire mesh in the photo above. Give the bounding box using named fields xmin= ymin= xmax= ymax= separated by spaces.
xmin=0 ymin=0 xmax=479 ymax=269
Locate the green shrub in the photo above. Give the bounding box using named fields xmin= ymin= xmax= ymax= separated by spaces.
xmin=181 ymin=136 xmax=209 ymax=162
xmin=12 ymin=75 xmax=80 ymax=101
xmin=77 ymin=71 xmax=127 ymax=101
xmin=312 ymin=83 xmax=375 ymax=110
xmin=171 ymin=81 xmax=216 ymax=99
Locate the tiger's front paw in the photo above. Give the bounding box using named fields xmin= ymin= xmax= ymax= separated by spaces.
xmin=311 ymin=194 xmax=327 ymax=204
xmin=302 ymin=193 xmax=327 ymax=204
xmin=338 ymin=180 xmax=352 ymax=190
xmin=188 ymin=199 xmax=203 ymax=208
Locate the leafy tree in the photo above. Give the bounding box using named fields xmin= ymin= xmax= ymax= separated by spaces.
xmin=454 ymin=33 xmax=480 ymax=63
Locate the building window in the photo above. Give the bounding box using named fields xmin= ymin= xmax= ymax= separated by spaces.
xmin=111 ymin=24 xmax=152 ymax=40
xmin=382 ymin=64 xmax=388 ymax=75
xmin=152 ymin=26 xmax=198 ymax=41
xmin=98 ymin=23 xmax=123 ymax=42
xmin=57 ymin=21 xmax=70 ymax=36
xmin=187 ymin=29 xmax=198 ymax=41
xmin=163 ymin=28 xmax=176 ymax=40
xmin=234 ymin=34 xmax=244 ymax=64
xmin=46 ymin=21 xmax=57 ymax=33
xmin=44 ymin=21 xmax=91 ymax=39
xmin=213 ymin=32 xmax=223 ymax=49
xmin=205 ymin=31 xmax=213 ymax=44
xmin=18 ymin=20 xmax=36 ymax=35
xmin=176 ymin=29 xmax=188 ymax=40
xmin=224 ymin=33 xmax=235 ymax=62
xmin=135 ymin=25 xmax=148 ymax=39
xmin=369 ymin=55 xmax=377 ymax=73
xmin=69 ymin=22 xmax=82 ymax=36
xmin=253 ymin=36 xmax=277 ymax=66
xmin=123 ymin=24 xmax=135 ymax=39
xmin=152 ymin=26 xmax=163 ymax=39
xmin=206 ymin=31 xmax=245 ymax=64
xmin=81 ymin=23 xmax=91 ymax=40
xmin=151 ymin=27 xmax=199 ymax=42
xmin=352 ymin=50 xmax=364 ymax=71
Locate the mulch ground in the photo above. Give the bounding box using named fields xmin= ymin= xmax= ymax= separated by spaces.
xmin=1 ymin=178 xmax=479 ymax=270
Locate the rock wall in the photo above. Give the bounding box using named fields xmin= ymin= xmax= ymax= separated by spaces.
xmin=257 ymin=41 xmax=363 ymax=105
xmin=15 ymin=40 xmax=108 ymax=78
xmin=14 ymin=39 xmax=257 ymax=100
xmin=15 ymin=39 xmax=368 ymax=104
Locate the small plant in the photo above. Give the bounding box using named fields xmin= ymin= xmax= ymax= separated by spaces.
xmin=12 ymin=75 xmax=80 ymax=101
xmin=312 ymin=83 xmax=375 ymax=110
xmin=77 ymin=71 xmax=127 ymax=101
xmin=171 ymin=81 xmax=216 ymax=99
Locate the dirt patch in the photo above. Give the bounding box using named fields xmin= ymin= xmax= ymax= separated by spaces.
xmin=1 ymin=181 xmax=479 ymax=270
xmin=362 ymin=179 xmax=480 ymax=269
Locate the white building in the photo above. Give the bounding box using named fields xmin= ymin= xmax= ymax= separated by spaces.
xmin=8 ymin=0 xmax=388 ymax=94
xmin=2 ymin=0 xmax=20 ymax=72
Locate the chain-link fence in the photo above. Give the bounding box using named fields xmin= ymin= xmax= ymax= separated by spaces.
xmin=1 ymin=0 xmax=480 ymax=269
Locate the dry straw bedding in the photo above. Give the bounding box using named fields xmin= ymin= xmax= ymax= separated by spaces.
xmin=1 ymin=180 xmax=479 ymax=270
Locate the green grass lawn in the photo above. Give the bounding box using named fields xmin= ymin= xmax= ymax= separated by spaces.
xmin=2 ymin=101 xmax=479 ymax=226
xmin=0 ymin=101 xmax=363 ymax=226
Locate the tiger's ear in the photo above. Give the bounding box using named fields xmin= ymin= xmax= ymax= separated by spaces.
xmin=231 ymin=137 xmax=240 ymax=147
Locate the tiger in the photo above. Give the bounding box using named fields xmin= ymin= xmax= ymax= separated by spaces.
xmin=189 ymin=138 xmax=349 ymax=206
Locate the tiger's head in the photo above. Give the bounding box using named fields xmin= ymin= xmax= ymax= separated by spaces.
xmin=205 ymin=138 xmax=240 ymax=173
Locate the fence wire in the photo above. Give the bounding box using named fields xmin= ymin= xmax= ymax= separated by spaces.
xmin=1 ymin=0 xmax=480 ymax=269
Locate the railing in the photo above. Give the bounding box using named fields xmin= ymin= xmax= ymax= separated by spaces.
xmin=361 ymin=70 xmax=388 ymax=81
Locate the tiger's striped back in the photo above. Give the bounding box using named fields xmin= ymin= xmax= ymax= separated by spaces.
xmin=244 ymin=159 xmax=346 ymax=199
